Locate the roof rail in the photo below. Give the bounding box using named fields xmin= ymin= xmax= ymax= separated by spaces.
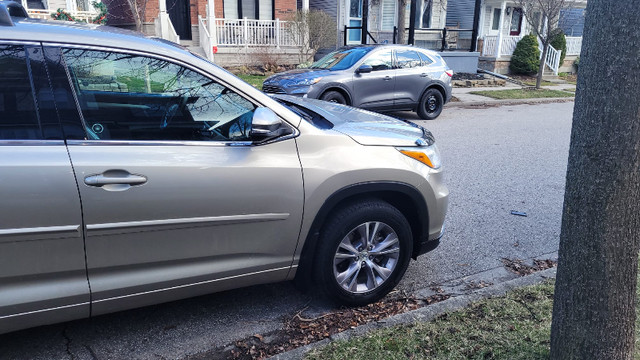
xmin=0 ymin=0 xmax=29 ymax=27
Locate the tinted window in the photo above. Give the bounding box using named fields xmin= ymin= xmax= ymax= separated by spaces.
xmin=396 ymin=50 xmax=422 ymax=69
xmin=418 ymin=51 xmax=434 ymax=65
xmin=310 ymin=47 xmax=373 ymax=70
xmin=0 ymin=45 xmax=42 ymax=140
xmin=362 ymin=49 xmax=393 ymax=71
xmin=62 ymin=49 xmax=256 ymax=142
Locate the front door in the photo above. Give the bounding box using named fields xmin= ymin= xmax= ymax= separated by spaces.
xmin=510 ymin=8 xmax=523 ymax=36
xmin=167 ymin=0 xmax=192 ymax=40
xmin=0 ymin=44 xmax=89 ymax=333
xmin=347 ymin=0 xmax=363 ymax=44
xmin=352 ymin=49 xmax=395 ymax=109
xmin=53 ymin=47 xmax=304 ymax=315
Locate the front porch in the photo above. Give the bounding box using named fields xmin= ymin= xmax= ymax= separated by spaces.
xmin=21 ymin=0 xmax=101 ymax=21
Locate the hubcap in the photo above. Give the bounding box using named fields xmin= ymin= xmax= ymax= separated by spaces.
xmin=332 ymin=221 xmax=400 ymax=294
xmin=427 ymin=95 xmax=438 ymax=112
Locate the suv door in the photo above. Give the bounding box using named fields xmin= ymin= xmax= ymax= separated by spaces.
xmin=47 ymin=47 xmax=304 ymax=315
xmin=0 ymin=44 xmax=88 ymax=334
xmin=393 ymin=49 xmax=432 ymax=107
xmin=351 ymin=49 xmax=395 ymax=109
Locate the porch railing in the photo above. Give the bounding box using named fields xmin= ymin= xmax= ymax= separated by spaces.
xmin=25 ymin=7 xmax=99 ymax=22
xmin=198 ymin=16 xmax=213 ymax=60
xmin=482 ymin=35 xmax=562 ymax=75
xmin=566 ymin=36 xmax=582 ymax=55
xmin=544 ymin=44 xmax=561 ymax=75
xmin=213 ymin=18 xmax=298 ymax=47
xmin=155 ymin=12 xmax=180 ymax=44
xmin=482 ymin=35 xmax=498 ymax=56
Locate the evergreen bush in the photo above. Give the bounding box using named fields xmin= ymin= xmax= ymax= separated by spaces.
xmin=510 ymin=34 xmax=540 ymax=75
xmin=551 ymin=30 xmax=567 ymax=65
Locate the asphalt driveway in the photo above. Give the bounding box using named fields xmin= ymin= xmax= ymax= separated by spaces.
xmin=0 ymin=102 xmax=574 ymax=360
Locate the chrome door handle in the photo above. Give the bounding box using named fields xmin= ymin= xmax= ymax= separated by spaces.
xmin=85 ymin=170 xmax=147 ymax=188
xmin=383 ymin=76 xmax=392 ymax=81
xmin=420 ymin=73 xmax=429 ymax=77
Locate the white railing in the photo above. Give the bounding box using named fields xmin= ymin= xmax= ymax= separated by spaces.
xmin=26 ymin=8 xmax=99 ymax=22
xmin=566 ymin=36 xmax=582 ymax=55
xmin=500 ymin=36 xmax=522 ymax=56
xmin=213 ymin=18 xmax=298 ymax=47
xmin=544 ymin=44 xmax=561 ymax=75
xmin=198 ymin=16 xmax=214 ymax=61
xmin=155 ymin=12 xmax=180 ymax=44
xmin=482 ymin=35 xmax=497 ymax=56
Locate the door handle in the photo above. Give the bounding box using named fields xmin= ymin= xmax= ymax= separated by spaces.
xmin=383 ymin=76 xmax=392 ymax=81
xmin=84 ymin=170 xmax=147 ymax=190
xmin=420 ymin=73 xmax=429 ymax=77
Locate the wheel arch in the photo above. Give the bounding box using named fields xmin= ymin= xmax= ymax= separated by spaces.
xmin=318 ymin=85 xmax=353 ymax=105
xmin=294 ymin=182 xmax=429 ymax=288
xmin=420 ymin=82 xmax=447 ymax=103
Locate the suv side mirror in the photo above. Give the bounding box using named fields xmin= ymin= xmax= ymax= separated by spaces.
xmin=356 ymin=64 xmax=373 ymax=74
xmin=250 ymin=107 xmax=293 ymax=143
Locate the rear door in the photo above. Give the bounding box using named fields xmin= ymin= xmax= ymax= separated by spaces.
xmin=49 ymin=46 xmax=304 ymax=315
xmin=0 ymin=43 xmax=88 ymax=333
xmin=393 ymin=49 xmax=432 ymax=107
xmin=351 ymin=48 xmax=395 ymax=109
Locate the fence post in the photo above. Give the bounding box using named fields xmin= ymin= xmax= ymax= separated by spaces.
xmin=275 ymin=18 xmax=281 ymax=48
xmin=243 ymin=17 xmax=248 ymax=47
xmin=393 ymin=26 xmax=397 ymax=44
xmin=441 ymin=28 xmax=447 ymax=51
xmin=344 ymin=25 xmax=347 ymax=46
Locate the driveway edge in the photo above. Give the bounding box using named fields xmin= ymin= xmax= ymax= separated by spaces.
xmin=268 ymin=267 xmax=557 ymax=360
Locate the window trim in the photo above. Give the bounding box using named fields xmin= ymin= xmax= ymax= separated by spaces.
xmin=43 ymin=42 xmax=299 ymax=145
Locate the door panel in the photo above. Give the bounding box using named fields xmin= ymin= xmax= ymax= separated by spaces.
xmin=167 ymin=0 xmax=192 ymax=40
xmin=352 ymin=49 xmax=395 ymax=109
xmin=394 ymin=49 xmax=431 ymax=106
xmin=56 ymin=47 xmax=303 ymax=313
xmin=0 ymin=44 xmax=88 ymax=334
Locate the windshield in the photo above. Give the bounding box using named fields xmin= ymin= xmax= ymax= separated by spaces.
xmin=310 ymin=47 xmax=373 ymax=70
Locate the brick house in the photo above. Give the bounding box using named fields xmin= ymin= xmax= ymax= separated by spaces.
xmin=104 ymin=0 xmax=301 ymax=64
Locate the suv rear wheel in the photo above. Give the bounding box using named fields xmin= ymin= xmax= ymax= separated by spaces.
xmin=320 ymin=90 xmax=347 ymax=105
xmin=417 ymin=88 xmax=444 ymax=120
xmin=314 ymin=199 xmax=413 ymax=306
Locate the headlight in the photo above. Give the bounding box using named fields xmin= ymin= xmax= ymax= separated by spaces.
xmin=397 ymin=145 xmax=441 ymax=169
xmin=290 ymin=77 xmax=323 ymax=86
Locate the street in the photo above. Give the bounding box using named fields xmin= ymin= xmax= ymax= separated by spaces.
xmin=0 ymin=102 xmax=574 ymax=360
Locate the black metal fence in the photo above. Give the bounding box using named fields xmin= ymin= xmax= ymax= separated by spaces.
xmin=343 ymin=25 xmax=378 ymax=46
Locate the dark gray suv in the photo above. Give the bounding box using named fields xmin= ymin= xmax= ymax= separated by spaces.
xmin=262 ymin=45 xmax=453 ymax=119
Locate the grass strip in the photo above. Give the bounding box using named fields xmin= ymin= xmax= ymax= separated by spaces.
xmin=307 ymin=281 xmax=555 ymax=360
xmin=236 ymin=74 xmax=267 ymax=89
xmin=470 ymin=89 xmax=574 ymax=100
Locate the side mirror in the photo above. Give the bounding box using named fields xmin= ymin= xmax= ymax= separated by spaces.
xmin=250 ymin=107 xmax=293 ymax=143
xmin=356 ymin=64 xmax=373 ymax=74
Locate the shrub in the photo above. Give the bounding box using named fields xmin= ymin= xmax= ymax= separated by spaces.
xmin=550 ymin=30 xmax=567 ymax=65
xmin=574 ymin=56 xmax=580 ymax=71
xmin=510 ymin=34 xmax=540 ymax=75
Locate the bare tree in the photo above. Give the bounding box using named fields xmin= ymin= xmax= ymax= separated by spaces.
xmin=549 ymin=0 xmax=640 ymax=358
xmin=287 ymin=10 xmax=337 ymax=64
xmin=103 ymin=0 xmax=148 ymax=32
xmin=514 ymin=0 xmax=576 ymax=88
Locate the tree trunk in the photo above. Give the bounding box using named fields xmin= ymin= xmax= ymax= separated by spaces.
xmin=536 ymin=42 xmax=548 ymax=89
xmin=549 ymin=0 xmax=640 ymax=358
xmin=397 ymin=0 xmax=408 ymax=44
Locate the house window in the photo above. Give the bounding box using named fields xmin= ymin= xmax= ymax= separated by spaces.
xmin=418 ymin=0 xmax=432 ymax=28
xmin=491 ymin=8 xmax=501 ymax=31
xmin=380 ymin=0 xmax=396 ymax=31
xmin=223 ymin=0 xmax=273 ymax=20
xmin=509 ymin=8 xmax=523 ymax=35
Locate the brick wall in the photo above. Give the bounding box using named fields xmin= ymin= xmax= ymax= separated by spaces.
xmin=275 ymin=0 xmax=296 ymax=19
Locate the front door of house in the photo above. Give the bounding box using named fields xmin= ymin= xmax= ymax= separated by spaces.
xmin=510 ymin=8 xmax=523 ymax=36
xmin=167 ymin=0 xmax=192 ymax=40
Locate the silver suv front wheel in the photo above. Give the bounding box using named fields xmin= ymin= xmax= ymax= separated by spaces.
xmin=315 ymin=199 xmax=413 ymax=306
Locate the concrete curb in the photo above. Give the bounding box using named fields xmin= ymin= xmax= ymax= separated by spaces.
xmin=446 ymin=97 xmax=574 ymax=109
xmin=268 ymin=267 xmax=557 ymax=360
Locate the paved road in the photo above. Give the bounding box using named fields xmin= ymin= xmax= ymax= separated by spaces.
xmin=0 ymin=102 xmax=574 ymax=360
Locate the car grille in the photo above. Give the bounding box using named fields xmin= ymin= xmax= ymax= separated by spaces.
xmin=262 ymin=84 xmax=286 ymax=94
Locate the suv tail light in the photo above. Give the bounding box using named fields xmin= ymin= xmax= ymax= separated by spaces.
xmin=445 ymin=70 xmax=454 ymax=77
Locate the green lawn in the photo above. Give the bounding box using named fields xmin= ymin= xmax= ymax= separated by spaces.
xmin=522 ymin=80 xmax=556 ymax=87
xmin=470 ymin=88 xmax=575 ymax=100
xmin=236 ymin=74 xmax=267 ymax=89
xmin=307 ymin=275 xmax=640 ymax=360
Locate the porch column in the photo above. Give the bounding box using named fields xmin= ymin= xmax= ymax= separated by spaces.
xmin=159 ymin=0 xmax=168 ymax=39
xmin=207 ymin=0 xmax=217 ymax=46
xmin=495 ymin=0 xmax=506 ymax=58
xmin=302 ymin=0 xmax=309 ymax=11
xmin=408 ymin=0 xmax=417 ymax=45
xmin=361 ymin=0 xmax=368 ymax=44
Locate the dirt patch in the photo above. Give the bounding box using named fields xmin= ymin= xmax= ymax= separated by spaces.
xmin=502 ymin=258 xmax=557 ymax=276
xmin=191 ymin=293 xmax=450 ymax=360
xmin=452 ymin=73 xmax=485 ymax=81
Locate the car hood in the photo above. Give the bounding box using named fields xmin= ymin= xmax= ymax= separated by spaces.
xmin=264 ymin=69 xmax=330 ymax=84
xmin=274 ymin=95 xmax=435 ymax=147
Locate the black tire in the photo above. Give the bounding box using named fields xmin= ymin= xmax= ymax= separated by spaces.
xmin=320 ymin=90 xmax=347 ymax=105
xmin=314 ymin=199 xmax=413 ymax=306
xmin=417 ymin=88 xmax=444 ymax=120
